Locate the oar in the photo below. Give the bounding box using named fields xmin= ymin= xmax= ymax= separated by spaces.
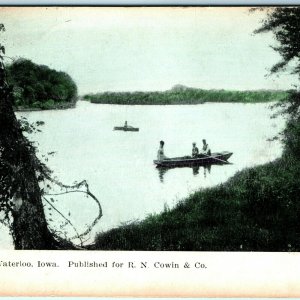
xmin=202 ymin=153 xmax=230 ymax=164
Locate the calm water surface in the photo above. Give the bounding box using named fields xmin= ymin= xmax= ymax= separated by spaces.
xmin=0 ymin=101 xmax=285 ymax=248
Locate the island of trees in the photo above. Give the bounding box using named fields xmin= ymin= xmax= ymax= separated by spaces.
xmin=6 ymin=58 xmax=77 ymax=110
xmin=83 ymin=85 xmax=287 ymax=105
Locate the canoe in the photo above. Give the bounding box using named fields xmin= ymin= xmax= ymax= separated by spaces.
xmin=153 ymin=151 xmax=233 ymax=167
xmin=114 ymin=126 xmax=139 ymax=132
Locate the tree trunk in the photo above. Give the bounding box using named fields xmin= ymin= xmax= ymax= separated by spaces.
xmin=0 ymin=66 xmax=64 ymax=250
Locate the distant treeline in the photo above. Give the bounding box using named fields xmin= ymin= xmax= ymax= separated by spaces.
xmin=83 ymin=85 xmax=287 ymax=105
xmin=7 ymin=58 xmax=78 ymax=110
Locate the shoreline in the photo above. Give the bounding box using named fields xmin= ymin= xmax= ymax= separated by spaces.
xmin=13 ymin=99 xmax=280 ymax=111
xmin=13 ymin=101 xmax=77 ymax=112
xmin=92 ymin=152 xmax=299 ymax=251
xmin=84 ymin=88 xmax=288 ymax=106
xmin=13 ymin=92 xmax=287 ymax=111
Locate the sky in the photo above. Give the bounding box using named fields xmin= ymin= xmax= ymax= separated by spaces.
xmin=0 ymin=7 xmax=298 ymax=95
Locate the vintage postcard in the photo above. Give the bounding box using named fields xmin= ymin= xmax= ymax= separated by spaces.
xmin=0 ymin=6 xmax=300 ymax=296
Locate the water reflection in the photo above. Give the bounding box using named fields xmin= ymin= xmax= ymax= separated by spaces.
xmin=157 ymin=164 xmax=212 ymax=183
xmin=193 ymin=164 xmax=211 ymax=177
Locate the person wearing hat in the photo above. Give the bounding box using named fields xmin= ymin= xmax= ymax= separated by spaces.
xmin=192 ymin=142 xmax=199 ymax=157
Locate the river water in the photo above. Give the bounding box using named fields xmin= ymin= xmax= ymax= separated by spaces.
xmin=0 ymin=101 xmax=285 ymax=248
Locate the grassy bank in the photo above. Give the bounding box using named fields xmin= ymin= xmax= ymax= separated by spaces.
xmin=93 ymin=153 xmax=300 ymax=251
xmin=84 ymin=86 xmax=287 ymax=105
xmin=93 ymin=99 xmax=300 ymax=252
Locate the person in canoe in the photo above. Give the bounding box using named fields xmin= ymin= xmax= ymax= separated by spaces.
xmin=157 ymin=140 xmax=168 ymax=161
xmin=200 ymin=139 xmax=211 ymax=156
xmin=192 ymin=142 xmax=199 ymax=157
xmin=124 ymin=121 xmax=128 ymax=128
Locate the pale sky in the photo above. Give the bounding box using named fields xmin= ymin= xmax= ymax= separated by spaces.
xmin=0 ymin=7 xmax=298 ymax=94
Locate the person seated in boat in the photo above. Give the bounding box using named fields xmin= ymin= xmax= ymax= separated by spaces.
xmin=124 ymin=121 xmax=128 ymax=128
xmin=192 ymin=142 xmax=199 ymax=157
xmin=200 ymin=139 xmax=211 ymax=156
xmin=157 ymin=140 xmax=168 ymax=161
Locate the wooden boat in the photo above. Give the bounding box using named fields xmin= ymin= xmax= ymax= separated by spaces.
xmin=113 ymin=126 xmax=139 ymax=132
xmin=153 ymin=151 xmax=233 ymax=167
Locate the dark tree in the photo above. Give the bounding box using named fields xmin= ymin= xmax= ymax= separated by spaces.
xmin=255 ymin=7 xmax=300 ymax=76
xmin=255 ymin=7 xmax=300 ymax=158
xmin=0 ymin=24 xmax=101 ymax=249
xmin=0 ymin=24 xmax=61 ymax=249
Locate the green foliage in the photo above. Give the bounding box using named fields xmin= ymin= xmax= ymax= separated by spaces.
xmin=254 ymin=7 xmax=300 ymax=76
xmin=255 ymin=7 xmax=300 ymax=158
xmin=6 ymin=58 xmax=77 ymax=109
xmin=85 ymin=86 xmax=287 ymax=105
xmin=18 ymin=116 xmax=44 ymax=134
xmin=284 ymin=117 xmax=300 ymax=159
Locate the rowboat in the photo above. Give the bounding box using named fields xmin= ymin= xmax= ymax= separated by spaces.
xmin=113 ymin=126 xmax=139 ymax=132
xmin=153 ymin=151 xmax=233 ymax=167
